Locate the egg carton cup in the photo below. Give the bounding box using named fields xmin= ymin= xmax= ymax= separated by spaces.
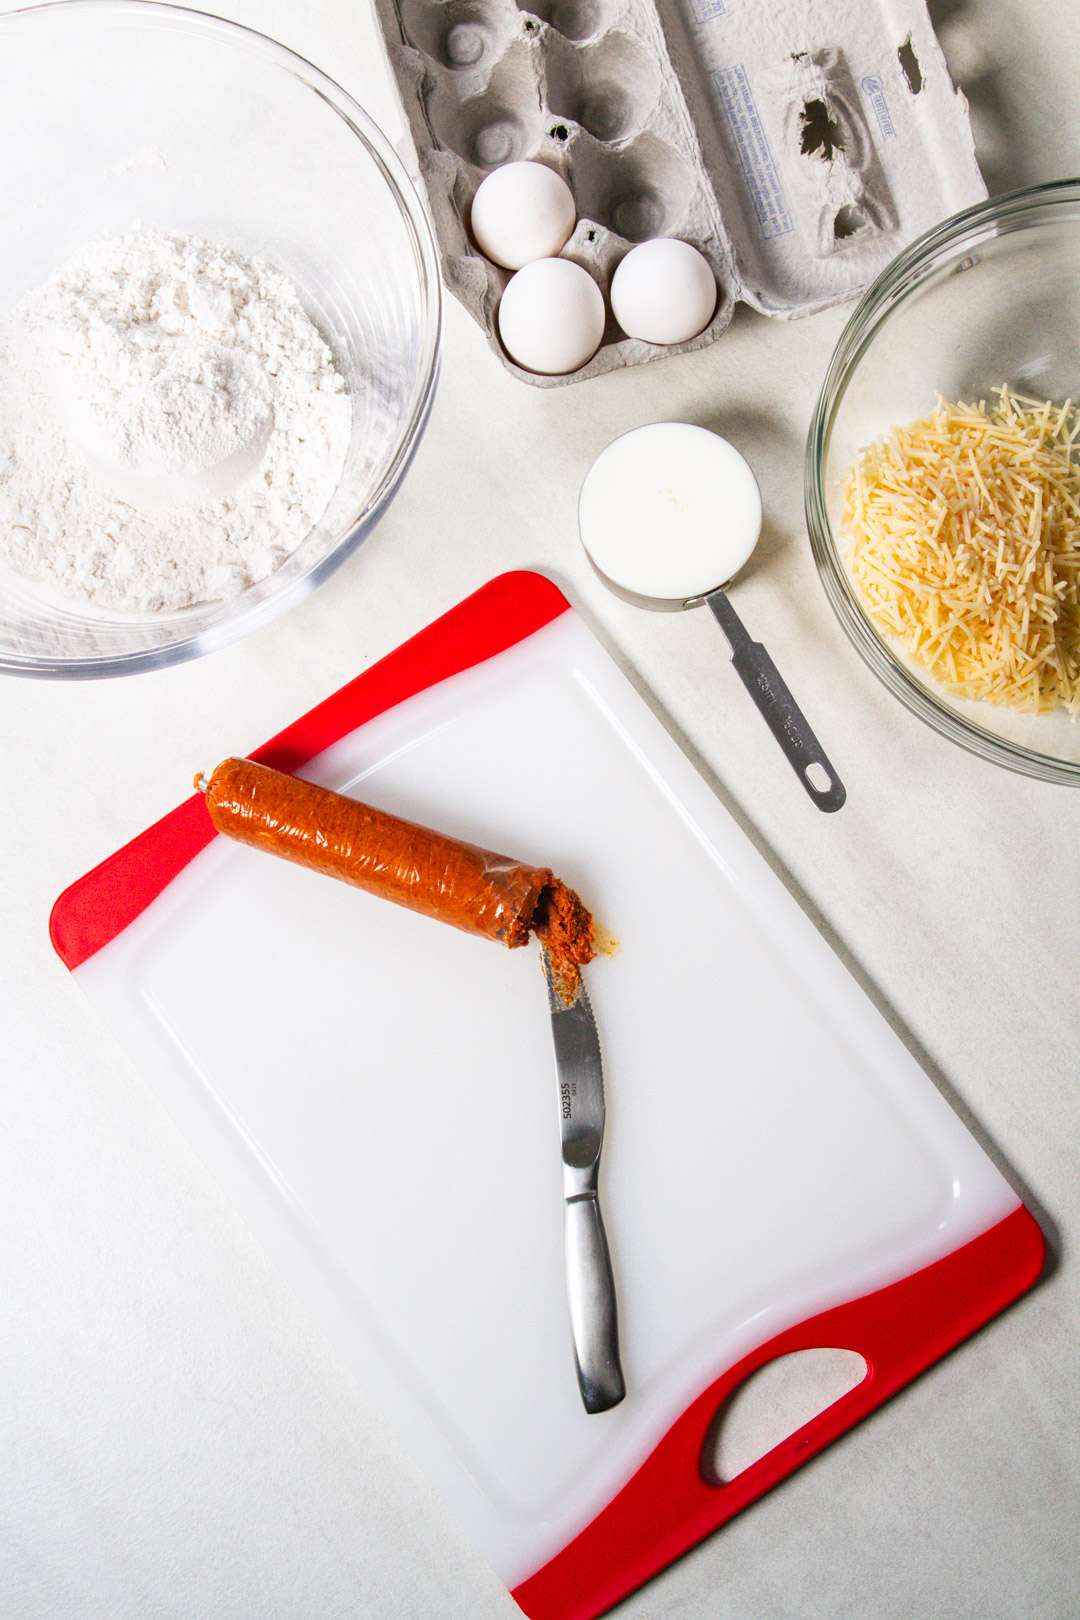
xmin=373 ymin=0 xmax=984 ymax=386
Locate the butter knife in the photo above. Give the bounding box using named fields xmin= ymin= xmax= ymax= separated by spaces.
xmin=541 ymin=949 xmax=625 ymax=1415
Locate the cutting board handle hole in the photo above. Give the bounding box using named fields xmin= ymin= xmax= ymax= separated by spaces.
xmin=701 ymin=1348 xmax=867 ymax=1485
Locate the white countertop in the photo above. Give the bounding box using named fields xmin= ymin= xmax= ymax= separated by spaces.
xmin=3 ymin=2 xmax=1077 ymax=1617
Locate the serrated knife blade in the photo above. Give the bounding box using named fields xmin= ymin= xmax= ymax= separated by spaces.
xmin=542 ymin=949 xmax=625 ymax=1415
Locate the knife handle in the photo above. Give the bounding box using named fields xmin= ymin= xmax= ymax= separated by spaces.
xmin=564 ymin=1192 xmax=626 ymax=1415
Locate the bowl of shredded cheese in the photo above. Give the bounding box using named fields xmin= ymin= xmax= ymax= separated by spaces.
xmin=807 ymin=180 xmax=1080 ymax=784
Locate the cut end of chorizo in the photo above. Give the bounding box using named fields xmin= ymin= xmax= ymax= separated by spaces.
xmin=532 ymin=879 xmax=598 ymax=1004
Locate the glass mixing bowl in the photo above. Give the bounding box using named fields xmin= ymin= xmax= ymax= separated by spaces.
xmin=806 ymin=180 xmax=1080 ymax=785
xmin=0 ymin=1 xmax=440 ymax=678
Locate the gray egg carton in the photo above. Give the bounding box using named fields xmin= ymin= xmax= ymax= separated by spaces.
xmin=372 ymin=0 xmax=985 ymax=386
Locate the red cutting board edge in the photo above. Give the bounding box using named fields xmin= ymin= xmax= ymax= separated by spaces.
xmin=50 ymin=570 xmax=1045 ymax=1620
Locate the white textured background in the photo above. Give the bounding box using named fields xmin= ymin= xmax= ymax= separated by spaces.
xmin=2 ymin=2 xmax=1077 ymax=1617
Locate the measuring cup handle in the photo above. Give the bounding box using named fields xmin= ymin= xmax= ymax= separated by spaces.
xmin=728 ymin=639 xmax=846 ymax=811
xmin=705 ymin=592 xmax=845 ymax=811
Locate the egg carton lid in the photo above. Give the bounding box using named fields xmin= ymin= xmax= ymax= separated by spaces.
xmin=372 ymin=0 xmax=985 ymax=385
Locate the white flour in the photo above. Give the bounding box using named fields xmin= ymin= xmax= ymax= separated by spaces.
xmin=0 ymin=229 xmax=350 ymax=614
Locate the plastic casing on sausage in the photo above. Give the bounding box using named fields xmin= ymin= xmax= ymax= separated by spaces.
xmin=204 ymin=757 xmax=551 ymax=948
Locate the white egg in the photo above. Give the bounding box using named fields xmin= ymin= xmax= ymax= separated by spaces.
xmin=610 ymin=238 xmax=718 ymax=345
xmin=498 ymin=259 xmax=606 ymax=375
xmin=470 ymin=160 xmax=576 ymax=271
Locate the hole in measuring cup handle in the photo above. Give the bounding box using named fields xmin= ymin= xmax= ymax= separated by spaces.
xmin=802 ymin=756 xmax=847 ymax=811
xmin=805 ymin=760 xmax=833 ymax=794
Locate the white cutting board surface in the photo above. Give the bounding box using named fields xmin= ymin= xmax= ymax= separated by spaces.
xmin=73 ymin=608 xmax=1017 ymax=1586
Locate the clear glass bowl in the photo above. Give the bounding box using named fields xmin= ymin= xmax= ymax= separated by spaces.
xmin=806 ymin=180 xmax=1080 ymax=785
xmin=0 ymin=1 xmax=441 ymax=678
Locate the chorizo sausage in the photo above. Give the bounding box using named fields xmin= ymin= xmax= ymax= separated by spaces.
xmin=201 ymin=756 xmax=556 ymax=949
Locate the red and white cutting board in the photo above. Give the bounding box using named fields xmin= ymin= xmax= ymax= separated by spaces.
xmin=51 ymin=572 xmax=1043 ymax=1620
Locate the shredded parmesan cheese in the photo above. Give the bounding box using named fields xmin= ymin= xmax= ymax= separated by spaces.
xmin=843 ymin=387 xmax=1080 ymax=714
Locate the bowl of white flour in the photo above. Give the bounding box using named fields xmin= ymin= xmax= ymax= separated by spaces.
xmin=0 ymin=3 xmax=441 ymax=677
